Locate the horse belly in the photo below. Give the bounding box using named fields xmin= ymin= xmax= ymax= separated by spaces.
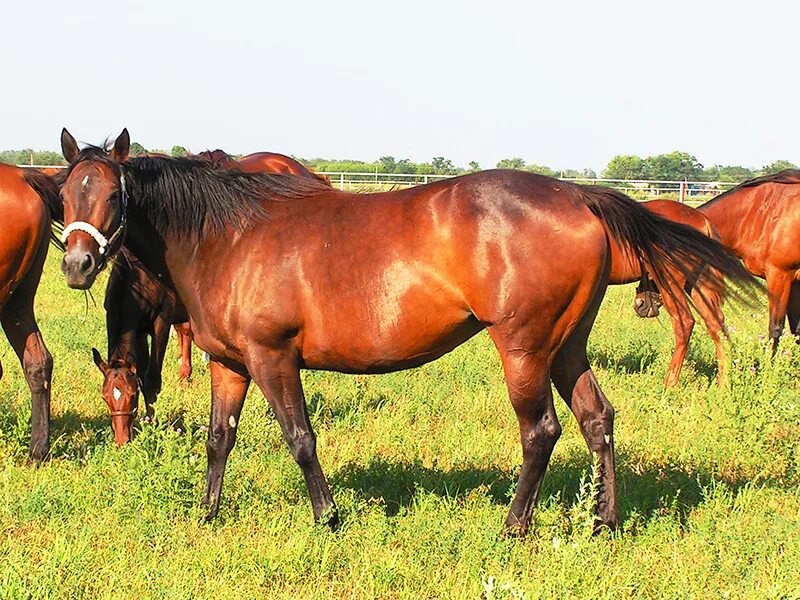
xmin=298 ymin=279 xmax=481 ymax=374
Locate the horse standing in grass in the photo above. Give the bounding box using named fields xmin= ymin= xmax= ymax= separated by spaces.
xmin=0 ymin=164 xmax=61 ymax=461
xmin=699 ymin=170 xmax=800 ymax=350
xmin=609 ymin=200 xmax=727 ymax=387
xmin=58 ymin=128 xmax=756 ymax=535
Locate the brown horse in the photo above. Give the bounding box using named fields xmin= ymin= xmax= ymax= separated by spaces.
xmin=90 ymin=250 xmax=191 ymax=445
xmin=91 ymin=150 xmax=331 ymax=445
xmin=699 ymin=170 xmax=800 ymax=350
xmin=195 ymin=149 xmax=331 ymax=184
xmin=58 ymin=128 xmax=756 ymax=535
xmin=609 ymin=200 xmax=727 ymax=387
xmin=0 ymin=164 xmax=61 ymax=461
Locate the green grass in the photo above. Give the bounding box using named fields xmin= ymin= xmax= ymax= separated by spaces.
xmin=1 ymin=253 xmax=799 ymax=599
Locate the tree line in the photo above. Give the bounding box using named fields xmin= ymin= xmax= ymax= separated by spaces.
xmin=1 ymin=144 xmax=795 ymax=183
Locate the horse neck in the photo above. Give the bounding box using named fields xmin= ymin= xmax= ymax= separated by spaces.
xmin=699 ymin=189 xmax=754 ymax=253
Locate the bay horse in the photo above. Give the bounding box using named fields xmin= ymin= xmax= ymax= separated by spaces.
xmin=609 ymin=200 xmax=727 ymax=387
xmin=195 ymin=149 xmax=331 ymax=184
xmin=90 ymin=149 xmax=333 ymax=445
xmin=0 ymin=164 xmax=61 ymax=461
xmin=58 ymin=128 xmax=756 ymax=535
xmin=699 ymin=170 xmax=800 ymax=350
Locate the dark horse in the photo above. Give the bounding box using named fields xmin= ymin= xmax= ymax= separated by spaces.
xmin=609 ymin=200 xmax=727 ymax=387
xmin=90 ymin=250 xmax=190 ymax=445
xmin=0 ymin=164 xmax=61 ymax=461
xmin=699 ymin=170 xmax=800 ymax=350
xmin=89 ymin=149 xmax=333 ymax=445
xmin=58 ymin=129 xmax=756 ymax=535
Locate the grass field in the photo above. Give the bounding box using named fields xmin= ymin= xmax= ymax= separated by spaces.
xmin=1 ymin=253 xmax=799 ymax=599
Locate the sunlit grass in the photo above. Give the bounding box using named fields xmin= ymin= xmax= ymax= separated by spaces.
xmin=0 ymin=253 xmax=798 ymax=598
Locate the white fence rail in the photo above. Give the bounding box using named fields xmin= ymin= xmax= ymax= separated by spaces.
xmin=20 ymin=165 xmax=735 ymax=202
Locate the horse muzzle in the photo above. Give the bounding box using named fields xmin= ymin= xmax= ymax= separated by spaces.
xmin=61 ymin=247 xmax=101 ymax=289
xmin=633 ymin=292 xmax=662 ymax=318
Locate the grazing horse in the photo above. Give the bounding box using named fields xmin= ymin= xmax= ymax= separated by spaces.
xmin=58 ymin=128 xmax=756 ymax=535
xmin=699 ymin=170 xmax=800 ymax=350
xmin=609 ymin=200 xmax=727 ymax=387
xmin=91 ymin=250 xmax=190 ymax=445
xmin=195 ymin=149 xmax=331 ymax=184
xmin=0 ymin=164 xmax=61 ymax=461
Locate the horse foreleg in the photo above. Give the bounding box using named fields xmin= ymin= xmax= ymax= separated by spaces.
xmin=1 ymin=295 xmax=52 ymax=463
xmin=766 ymin=268 xmax=793 ymax=354
xmin=201 ymin=359 xmax=251 ymax=520
xmin=142 ymin=315 xmax=171 ymax=419
xmin=248 ymin=352 xmax=338 ymax=528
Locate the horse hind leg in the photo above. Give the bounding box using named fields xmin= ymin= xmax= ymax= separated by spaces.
xmin=550 ymin=279 xmax=620 ymax=531
xmin=658 ymin=281 xmax=695 ymax=388
xmin=1 ymin=286 xmax=53 ymax=462
xmin=495 ymin=349 xmax=560 ymax=536
xmin=691 ymin=283 xmax=728 ymax=385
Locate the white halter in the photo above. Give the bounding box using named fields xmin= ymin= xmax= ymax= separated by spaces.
xmin=61 ymin=174 xmax=127 ymax=255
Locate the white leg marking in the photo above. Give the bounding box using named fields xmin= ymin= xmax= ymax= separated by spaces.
xmin=228 ymin=415 xmax=237 ymax=428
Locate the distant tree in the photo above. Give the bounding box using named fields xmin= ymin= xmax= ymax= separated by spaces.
xmin=394 ymin=158 xmax=414 ymax=173
xmin=561 ymin=168 xmax=596 ymax=179
xmin=377 ymin=156 xmax=397 ymax=173
xmin=416 ymin=162 xmax=436 ymax=175
xmin=603 ymin=155 xmax=645 ymax=180
xmin=760 ymin=160 xmax=798 ymax=176
xmin=496 ymin=157 xmax=526 ymax=170
xmin=0 ymin=149 xmax=66 ymax=166
xmin=431 ymin=157 xmax=458 ymax=175
xmin=703 ymin=165 xmax=754 ymax=183
xmin=33 ymin=151 xmax=66 ymax=165
xmin=467 ymin=161 xmax=481 ymax=172
xmin=129 ymin=142 xmax=147 ymax=156
xmin=643 ymin=151 xmax=703 ymax=181
xmin=525 ymin=164 xmax=557 ymax=178
xmin=171 ymin=145 xmax=188 ymax=158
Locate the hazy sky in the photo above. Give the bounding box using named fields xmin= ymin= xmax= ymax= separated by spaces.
xmin=1 ymin=0 xmax=798 ymax=172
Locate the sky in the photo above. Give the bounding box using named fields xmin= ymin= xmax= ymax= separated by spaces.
xmin=1 ymin=0 xmax=798 ymax=172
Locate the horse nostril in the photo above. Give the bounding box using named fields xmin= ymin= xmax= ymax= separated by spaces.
xmin=80 ymin=253 xmax=95 ymax=274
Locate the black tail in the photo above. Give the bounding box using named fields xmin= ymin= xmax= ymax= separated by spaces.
xmin=581 ymin=185 xmax=761 ymax=306
xmin=23 ymin=169 xmax=64 ymax=250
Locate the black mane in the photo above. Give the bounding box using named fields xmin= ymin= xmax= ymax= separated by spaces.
xmin=704 ymin=169 xmax=800 ymax=207
xmin=66 ymin=147 xmax=332 ymax=238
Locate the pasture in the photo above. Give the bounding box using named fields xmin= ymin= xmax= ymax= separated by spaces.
xmin=1 ymin=252 xmax=799 ymax=599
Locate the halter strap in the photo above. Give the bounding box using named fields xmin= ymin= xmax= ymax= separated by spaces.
xmin=109 ymin=408 xmax=137 ymax=417
xmin=61 ymin=173 xmax=128 ymax=258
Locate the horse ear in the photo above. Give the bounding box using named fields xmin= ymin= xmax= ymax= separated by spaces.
xmin=111 ymin=128 xmax=130 ymax=162
xmin=92 ymin=348 xmax=109 ymax=375
xmin=61 ymin=128 xmax=80 ymax=163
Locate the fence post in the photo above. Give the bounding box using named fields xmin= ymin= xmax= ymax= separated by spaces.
xmin=679 ymin=181 xmax=686 ymax=203
xmin=339 ymin=173 xmax=345 ymax=191
xmin=424 ymin=175 xmax=428 ymax=185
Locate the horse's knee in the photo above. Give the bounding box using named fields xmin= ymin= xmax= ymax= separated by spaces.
xmin=206 ymin=423 xmax=235 ymax=458
xmin=521 ymin=412 xmax=561 ymax=455
xmin=581 ymin=403 xmax=615 ymax=452
xmin=286 ymin=430 xmax=317 ymax=466
xmin=24 ymin=347 xmax=52 ymax=394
